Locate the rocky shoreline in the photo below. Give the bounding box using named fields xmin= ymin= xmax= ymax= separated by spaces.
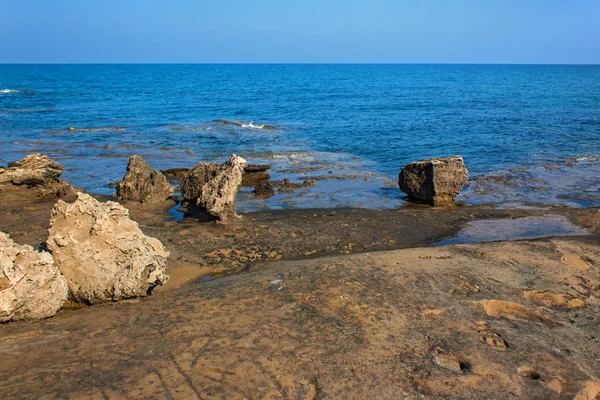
xmin=1 ymin=153 xmax=599 ymax=398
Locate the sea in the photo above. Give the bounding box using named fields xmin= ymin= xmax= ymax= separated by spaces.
xmin=1 ymin=64 xmax=599 ymax=211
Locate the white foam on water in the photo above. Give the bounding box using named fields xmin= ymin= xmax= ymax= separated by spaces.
xmin=240 ymin=122 xmax=266 ymax=129
xmin=0 ymin=89 xmax=19 ymax=94
xmin=271 ymin=153 xmax=316 ymax=159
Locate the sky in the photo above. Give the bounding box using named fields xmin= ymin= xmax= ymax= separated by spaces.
xmin=1 ymin=0 xmax=599 ymax=64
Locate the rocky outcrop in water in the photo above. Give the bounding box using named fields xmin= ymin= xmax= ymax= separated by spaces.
xmin=0 ymin=232 xmax=68 ymax=322
xmin=199 ymin=155 xmax=248 ymax=222
xmin=160 ymin=168 xmax=190 ymax=180
xmin=253 ymin=181 xmax=275 ymax=197
xmin=115 ymin=155 xmax=173 ymax=203
xmin=181 ymin=162 xmax=221 ymax=203
xmin=180 ymin=156 xmax=248 ymax=222
xmin=242 ymin=164 xmax=271 ymax=186
xmin=0 ymin=154 xmax=74 ymax=197
xmin=46 ymin=192 xmax=169 ymax=304
xmin=398 ymin=155 xmax=468 ymax=207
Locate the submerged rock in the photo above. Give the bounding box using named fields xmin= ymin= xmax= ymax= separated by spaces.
xmin=0 ymin=154 xmax=73 ymax=197
xmin=199 ymin=155 xmax=248 ymax=222
xmin=253 ymin=181 xmax=275 ymax=197
xmin=244 ymin=164 xmax=271 ymax=174
xmin=242 ymin=164 xmax=271 ymax=187
xmin=47 ymin=192 xmax=169 ymax=304
xmin=115 ymin=155 xmax=173 ymax=203
xmin=181 ymin=162 xmax=221 ymax=202
xmin=0 ymin=232 xmax=68 ymax=322
xmin=160 ymin=168 xmax=190 ymax=180
xmin=398 ymin=155 xmax=468 ymax=207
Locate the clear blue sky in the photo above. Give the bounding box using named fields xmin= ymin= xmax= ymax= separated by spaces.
xmin=1 ymin=0 xmax=598 ymax=63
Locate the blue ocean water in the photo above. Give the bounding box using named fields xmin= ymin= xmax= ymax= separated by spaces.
xmin=1 ymin=64 xmax=599 ymax=210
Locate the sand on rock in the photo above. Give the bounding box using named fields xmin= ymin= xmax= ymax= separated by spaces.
xmin=479 ymin=299 xmax=547 ymax=322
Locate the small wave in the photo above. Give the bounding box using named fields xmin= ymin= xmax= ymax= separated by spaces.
xmin=171 ymin=126 xmax=213 ymax=132
xmin=245 ymin=153 xmax=316 ymax=160
xmin=4 ymin=108 xmax=54 ymax=113
xmin=0 ymin=89 xmax=19 ymax=94
xmin=213 ymin=119 xmax=276 ymax=130
xmin=575 ymin=156 xmax=599 ymax=162
xmin=241 ymin=122 xmax=266 ymax=129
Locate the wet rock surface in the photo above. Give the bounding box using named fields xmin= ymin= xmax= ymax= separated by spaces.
xmin=0 ymin=231 xmax=68 ymax=322
xmin=0 ymin=154 xmax=74 ymax=197
xmin=46 ymin=192 xmax=169 ymax=304
xmin=399 ymin=155 xmax=469 ymax=207
xmin=114 ymin=155 xmax=173 ymax=203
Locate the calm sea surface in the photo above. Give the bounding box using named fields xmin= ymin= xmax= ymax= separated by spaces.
xmin=1 ymin=64 xmax=599 ymax=210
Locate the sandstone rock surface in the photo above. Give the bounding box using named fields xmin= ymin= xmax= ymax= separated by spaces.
xmin=181 ymin=162 xmax=220 ymax=202
xmin=199 ymin=155 xmax=248 ymax=222
xmin=0 ymin=232 xmax=68 ymax=322
xmin=479 ymin=299 xmax=546 ymax=322
xmin=115 ymin=155 xmax=173 ymax=203
xmin=47 ymin=192 xmax=169 ymax=304
xmin=398 ymin=155 xmax=468 ymax=207
xmin=0 ymin=154 xmax=73 ymax=197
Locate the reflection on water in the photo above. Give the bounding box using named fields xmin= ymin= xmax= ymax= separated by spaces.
xmin=433 ymin=216 xmax=589 ymax=246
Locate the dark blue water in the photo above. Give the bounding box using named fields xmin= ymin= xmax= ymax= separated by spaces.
xmin=1 ymin=64 xmax=599 ymax=210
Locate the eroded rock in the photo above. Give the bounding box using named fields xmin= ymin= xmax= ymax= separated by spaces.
xmin=115 ymin=155 xmax=173 ymax=203
xmin=47 ymin=192 xmax=169 ymax=304
xmin=181 ymin=162 xmax=220 ymax=203
xmin=398 ymin=155 xmax=468 ymax=207
xmin=0 ymin=232 xmax=68 ymax=322
xmin=0 ymin=154 xmax=73 ymax=197
xmin=199 ymin=155 xmax=248 ymax=222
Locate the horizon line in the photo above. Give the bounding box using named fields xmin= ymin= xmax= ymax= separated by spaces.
xmin=1 ymin=62 xmax=599 ymax=66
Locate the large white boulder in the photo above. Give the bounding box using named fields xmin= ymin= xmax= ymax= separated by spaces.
xmin=0 ymin=232 xmax=68 ymax=322
xmin=47 ymin=192 xmax=169 ymax=304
